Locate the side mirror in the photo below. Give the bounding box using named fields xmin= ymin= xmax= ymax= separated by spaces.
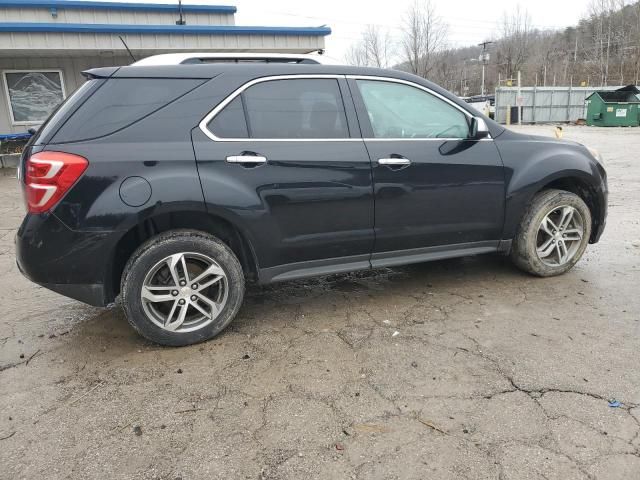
xmin=469 ymin=117 xmax=490 ymax=140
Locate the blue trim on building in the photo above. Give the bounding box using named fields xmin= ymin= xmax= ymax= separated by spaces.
xmin=0 ymin=1 xmax=237 ymax=14
xmin=0 ymin=22 xmax=331 ymax=36
xmin=0 ymin=132 xmax=31 ymax=141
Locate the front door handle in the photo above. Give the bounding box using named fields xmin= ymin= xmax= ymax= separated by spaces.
xmin=378 ymin=157 xmax=411 ymax=166
xmin=226 ymin=155 xmax=267 ymax=165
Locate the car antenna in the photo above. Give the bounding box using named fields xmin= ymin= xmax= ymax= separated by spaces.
xmin=119 ymin=36 xmax=137 ymax=63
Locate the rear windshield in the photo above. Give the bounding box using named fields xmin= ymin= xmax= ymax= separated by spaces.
xmin=50 ymin=78 xmax=203 ymax=144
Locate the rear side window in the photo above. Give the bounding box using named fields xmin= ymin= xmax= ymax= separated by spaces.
xmin=244 ymin=79 xmax=348 ymax=139
xmin=207 ymin=96 xmax=248 ymax=138
xmin=51 ymin=78 xmax=203 ymax=143
xmin=207 ymin=78 xmax=349 ymax=139
xmin=32 ymin=79 xmax=102 ymax=145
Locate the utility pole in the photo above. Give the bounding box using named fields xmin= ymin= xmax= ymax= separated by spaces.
xmin=517 ymin=70 xmax=522 ymax=126
xmin=478 ymin=40 xmax=494 ymax=96
xmin=176 ymin=0 xmax=186 ymax=25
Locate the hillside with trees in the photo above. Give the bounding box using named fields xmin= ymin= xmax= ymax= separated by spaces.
xmin=345 ymin=0 xmax=640 ymax=96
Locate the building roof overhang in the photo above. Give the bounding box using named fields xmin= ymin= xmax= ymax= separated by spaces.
xmin=0 ymin=22 xmax=331 ymax=36
xmin=0 ymin=0 xmax=237 ymax=14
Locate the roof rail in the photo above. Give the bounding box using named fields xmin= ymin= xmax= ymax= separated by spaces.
xmin=132 ymin=52 xmax=339 ymax=66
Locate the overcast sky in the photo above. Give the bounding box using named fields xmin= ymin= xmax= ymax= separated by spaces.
xmin=103 ymin=0 xmax=588 ymax=60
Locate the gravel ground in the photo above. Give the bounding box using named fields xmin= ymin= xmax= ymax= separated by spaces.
xmin=1 ymin=125 xmax=639 ymax=480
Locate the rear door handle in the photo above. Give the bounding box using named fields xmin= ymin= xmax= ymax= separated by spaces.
xmin=378 ymin=158 xmax=411 ymax=166
xmin=226 ymin=155 xmax=267 ymax=164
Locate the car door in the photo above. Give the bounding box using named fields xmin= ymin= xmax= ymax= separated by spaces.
xmin=191 ymin=75 xmax=374 ymax=282
xmin=348 ymin=77 xmax=505 ymax=262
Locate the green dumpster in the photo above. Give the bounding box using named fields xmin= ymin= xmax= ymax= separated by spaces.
xmin=585 ymin=85 xmax=640 ymax=127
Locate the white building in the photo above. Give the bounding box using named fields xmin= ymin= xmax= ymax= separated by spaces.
xmin=0 ymin=0 xmax=330 ymax=136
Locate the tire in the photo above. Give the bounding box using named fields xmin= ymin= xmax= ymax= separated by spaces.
xmin=511 ymin=189 xmax=592 ymax=277
xmin=121 ymin=230 xmax=245 ymax=346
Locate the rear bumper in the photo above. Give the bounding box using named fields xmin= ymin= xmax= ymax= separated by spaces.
xmin=17 ymin=264 xmax=107 ymax=307
xmin=15 ymin=212 xmax=115 ymax=307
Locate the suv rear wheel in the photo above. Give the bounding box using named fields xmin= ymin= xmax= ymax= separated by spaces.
xmin=121 ymin=230 xmax=245 ymax=346
xmin=511 ymin=189 xmax=592 ymax=277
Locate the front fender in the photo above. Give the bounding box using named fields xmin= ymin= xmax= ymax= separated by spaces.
xmin=496 ymin=135 xmax=606 ymax=240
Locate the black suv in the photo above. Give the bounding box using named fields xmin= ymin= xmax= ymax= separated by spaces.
xmin=16 ymin=64 xmax=607 ymax=346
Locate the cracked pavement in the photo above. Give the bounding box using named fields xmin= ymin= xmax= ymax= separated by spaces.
xmin=1 ymin=125 xmax=639 ymax=479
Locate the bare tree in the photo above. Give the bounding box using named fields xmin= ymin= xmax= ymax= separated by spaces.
xmin=587 ymin=0 xmax=618 ymax=85
xmin=400 ymin=0 xmax=448 ymax=77
xmin=347 ymin=0 xmax=639 ymax=90
xmin=362 ymin=25 xmax=394 ymax=68
xmin=497 ymin=6 xmax=532 ymax=80
xmin=531 ymin=31 xmax=567 ymax=86
xmin=344 ymin=42 xmax=369 ymax=67
xmin=345 ymin=24 xmax=395 ymax=68
xmin=615 ymin=0 xmax=625 ymax=83
xmin=430 ymin=48 xmax=458 ymax=91
xmin=634 ymin=0 xmax=640 ymax=84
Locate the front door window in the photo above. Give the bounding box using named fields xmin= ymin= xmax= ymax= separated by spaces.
xmin=356 ymin=79 xmax=470 ymax=139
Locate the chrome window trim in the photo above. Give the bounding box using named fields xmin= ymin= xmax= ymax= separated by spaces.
xmin=198 ymin=73 xmax=492 ymax=142
xmin=362 ymin=137 xmax=494 ymax=142
xmin=363 ymin=138 xmax=494 ymax=142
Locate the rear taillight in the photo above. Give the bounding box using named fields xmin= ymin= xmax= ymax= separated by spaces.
xmin=24 ymin=151 xmax=88 ymax=214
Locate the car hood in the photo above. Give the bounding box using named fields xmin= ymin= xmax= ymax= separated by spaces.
xmin=495 ymin=128 xmax=583 ymax=148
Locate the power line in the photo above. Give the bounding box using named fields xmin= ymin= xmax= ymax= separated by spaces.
xmin=241 ymin=7 xmax=573 ymax=32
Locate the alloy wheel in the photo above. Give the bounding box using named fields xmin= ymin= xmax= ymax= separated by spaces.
xmin=140 ymin=252 xmax=228 ymax=333
xmin=536 ymin=205 xmax=585 ymax=267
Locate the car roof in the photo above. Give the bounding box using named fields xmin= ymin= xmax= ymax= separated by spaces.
xmin=84 ymin=63 xmax=468 ymax=105
xmin=82 ymin=63 xmax=506 ymax=138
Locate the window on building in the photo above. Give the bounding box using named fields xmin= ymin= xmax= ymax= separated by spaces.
xmin=356 ymin=80 xmax=470 ymax=139
xmin=3 ymin=70 xmax=65 ymax=124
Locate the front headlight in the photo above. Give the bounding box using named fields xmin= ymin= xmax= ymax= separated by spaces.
xmin=586 ymin=146 xmax=605 ymax=166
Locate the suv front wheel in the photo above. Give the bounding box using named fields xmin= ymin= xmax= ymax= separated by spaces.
xmin=511 ymin=189 xmax=592 ymax=277
xmin=121 ymin=230 xmax=245 ymax=346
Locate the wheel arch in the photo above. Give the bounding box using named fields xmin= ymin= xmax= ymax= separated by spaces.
xmin=497 ymin=133 xmax=608 ymax=243
xmin=504 ymin=166 xmax=605 ymax=244
xmin=534 ymin=176 xmax=602 ymax=242
xmin=106 ymin=210 xmax=259 ymax=303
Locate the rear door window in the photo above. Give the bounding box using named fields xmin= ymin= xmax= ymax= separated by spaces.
xmin=244 ymin=79 xmax=349 ymax=139
xmin=50 ymin=78 xmax=203 ymax=143
xmin=208 ymin=78 xmax=350 ymax=140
